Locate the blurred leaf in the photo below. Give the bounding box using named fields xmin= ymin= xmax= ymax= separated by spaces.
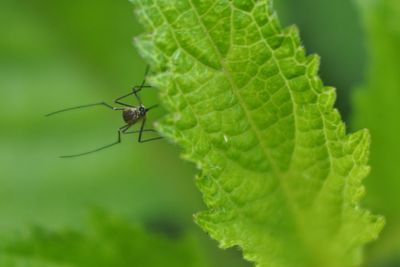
xmin=0 ymin=0 xmax=202 ymax=232
xmin=132 ymin=0 xmax=384 ymax=266
xmin=1 ymin=212 xmax=207 ymax=267
xmin=275 ymin=0 xmax=367 ymax=120
xmin=0 ymin=1 xmax=251 ymax=267
xmin=352 ymin=0 xmax=400 ymax=265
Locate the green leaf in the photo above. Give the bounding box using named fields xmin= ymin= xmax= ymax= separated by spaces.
xmin=352 ymin=0 xmax=400 ymax=263
xmin=0 ymin=212 xmax=207 ymax=267
xmin=132 ymin=0 xmax=384 ymax=266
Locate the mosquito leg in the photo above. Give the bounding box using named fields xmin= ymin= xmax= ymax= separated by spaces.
xmin=130 ymin=88 xmax=142 ymax=105
xmin=115 ymin=87 xmax=151 ymax=107
xmin=113 ymin=66 xmax=152 ymax=107
xmin=114 ymin=92 xmax=135 ymax=107
xmin=121 ymin=124 xmax=133 ymax=133
xmin=46 ymin=102 xmax=120 ymax=117
xmin=137 ymin=118 xmax=163 ymax=143
xmin=131 ymin=65 xmax=152 ymax=104
xmin=124 ymin=129 xmax=157 ymax=134
xmin=115 ymin=85 xmax=152 ymax=107
xmin=60 ymin=124 xmax=129 ymax=158
xmin=145 ymin=104 xmax=158 ymax=112
xmin=132 ymin=85 xmax=151 ymax=93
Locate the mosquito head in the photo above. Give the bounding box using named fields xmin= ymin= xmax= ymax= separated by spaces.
xmin=139 ymin=105 xmax=146 ymax=116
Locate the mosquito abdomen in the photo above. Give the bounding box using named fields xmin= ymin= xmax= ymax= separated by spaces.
xmin=123 ymin=108 xmax=141 ymax=124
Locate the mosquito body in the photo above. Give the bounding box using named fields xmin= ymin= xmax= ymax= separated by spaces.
xmin=122 ymin=106 xmax=146 ymax=125
xmin=46 ymin=66 xmax=162 ymax=158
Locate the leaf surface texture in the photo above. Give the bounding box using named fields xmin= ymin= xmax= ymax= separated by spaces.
xmin=132 ymin=0 xmax=384 ymax=266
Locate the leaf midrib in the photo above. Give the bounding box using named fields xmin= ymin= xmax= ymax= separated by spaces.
xmin=186 ymin=0 xmax=306 ymax=230
xmin=149 ymin=0 xmax=315 ymax=253
xmin=144 ymin=0 xmax=336 ymax=264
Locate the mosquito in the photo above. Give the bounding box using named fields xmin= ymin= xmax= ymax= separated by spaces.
xmin=46 ymin=66 xmax=162 ymax=158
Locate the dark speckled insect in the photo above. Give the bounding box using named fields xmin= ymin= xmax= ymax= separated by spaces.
xmin=46 ymin=66 xmax=162 ymax=158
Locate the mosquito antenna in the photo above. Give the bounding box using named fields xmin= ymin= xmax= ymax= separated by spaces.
xmin=45 ymin=102 xmax=116 ymax=117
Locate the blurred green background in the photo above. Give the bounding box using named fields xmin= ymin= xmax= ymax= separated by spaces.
xmin=0 ymin=0 xmax=397 ymax=266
